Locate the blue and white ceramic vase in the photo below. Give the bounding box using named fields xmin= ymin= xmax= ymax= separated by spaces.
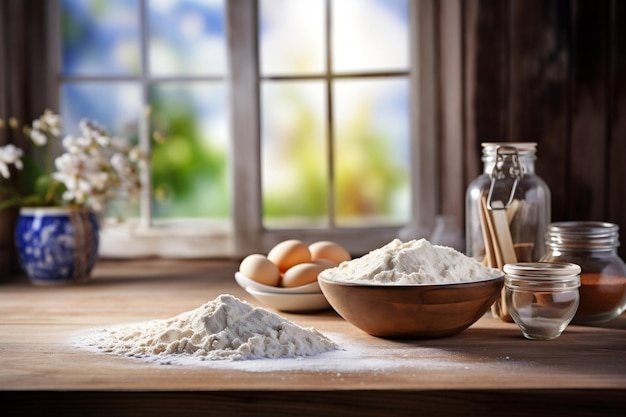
xmin=15 ymin=207 xmax=99 ymax=285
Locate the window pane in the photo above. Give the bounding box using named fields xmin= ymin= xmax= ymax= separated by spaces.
xmin=150 ymin=82 xmax=229 ymax=219
xmin=260 ymin=0 xmax=325 ymax=76
xmin=261 ymin=81 xmax=328 ymax=227
xmin=148 ymin=0 xmax=227 ymax=76
xmin=332 ymin=0 xmax=408 ymax=73
xmin=333 ymin=78 xmax=410 ymax=226
xmin=60 ymin=82 xmax=142 ymax=138
xmin=61 ymin=0 xmax=141 ymax=76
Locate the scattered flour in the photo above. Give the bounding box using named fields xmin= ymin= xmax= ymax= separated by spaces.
xmin=87 ymin=294 xmax=337 ymax=361
xmin=73 ymin=329 xmax=528 ymax=374
xmin=319 ymin=238 xmax=502 ymax=285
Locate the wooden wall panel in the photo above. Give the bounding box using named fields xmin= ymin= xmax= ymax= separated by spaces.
xmin=609 ymin=0 xmax=626 ymax=248
xmin=463 ymin=0 xmax=511 ymax=177
xmin=509 ymin=0 xmax=570 ymax=222
xmin=457 ymin=0 xmax=625 ymax=257
xmin=568 ymin=0 xmax=609 ymax=221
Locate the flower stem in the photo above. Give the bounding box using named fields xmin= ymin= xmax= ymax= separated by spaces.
xmin=0 ymin=196 xmax=22 ymax=211
xmin=44 ymin=180 xmax=60 ymax=205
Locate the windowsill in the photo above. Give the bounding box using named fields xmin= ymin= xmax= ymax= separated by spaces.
xmin=98 ymin=218 xmax=429 ymax=260
xmin=99 ymin=219 xmax=235 ymax=259
xmin=91 ymin=257 xmax=238 ymax=280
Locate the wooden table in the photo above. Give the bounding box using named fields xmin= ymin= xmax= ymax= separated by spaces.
xmin=1 ymin=259 xmax=625 ymax=416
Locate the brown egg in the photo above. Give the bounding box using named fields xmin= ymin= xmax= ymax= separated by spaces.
xmin=281 ymin=262 xmax=324 ymax=288
xmin=309 ymin=241 xmax=351 ymax=265
xmin=312 ymin=258 xmax=338 ymax=270
xmin=267 ymin=239 xmax=311 ymax=272
xmin=239 ymin=254 xmax=281 ymax=287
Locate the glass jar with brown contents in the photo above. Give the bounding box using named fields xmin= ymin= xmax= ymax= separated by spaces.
xmin=540 ymin=221 xmax=626 ymax=324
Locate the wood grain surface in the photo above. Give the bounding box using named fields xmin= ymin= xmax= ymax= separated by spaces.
xmin=1 ymin=259 xmax=625 ymax=416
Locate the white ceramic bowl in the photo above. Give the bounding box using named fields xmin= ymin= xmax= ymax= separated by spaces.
xmin=244 ymin=287 xmax=331 ymax=313
xmin=234 ymin=272 xmax=321 ymax=294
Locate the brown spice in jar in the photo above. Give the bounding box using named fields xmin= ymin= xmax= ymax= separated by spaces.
xmin=577 ymin=272 xmax=626 ymax=316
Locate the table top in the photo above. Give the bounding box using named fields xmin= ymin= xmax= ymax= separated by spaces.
xmin=1 ymin=259 xmax=625 ymax=416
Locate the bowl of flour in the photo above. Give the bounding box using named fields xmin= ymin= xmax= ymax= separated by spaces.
xmin=318 ymin=238 xmax=504 ymax=339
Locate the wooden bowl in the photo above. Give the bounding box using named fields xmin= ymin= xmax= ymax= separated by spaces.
xmin=318 ymin=275 xmax=504 ymax=339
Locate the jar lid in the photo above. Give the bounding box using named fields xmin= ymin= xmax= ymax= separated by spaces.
xmin=546 ymin=221 xmax=620 ymax=250
xmin=482 ymin=142 xmax=537 ymax=152
xmin=504 ymin=262 xmax=581 ymax=290
xmin=481 ymin=143 xmax=537 ymax=161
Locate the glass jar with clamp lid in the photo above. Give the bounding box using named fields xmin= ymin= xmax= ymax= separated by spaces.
xmin=465 ymin=142 xmax=551 ymax=321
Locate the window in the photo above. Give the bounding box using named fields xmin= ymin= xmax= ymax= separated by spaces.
xmin=259 ymin=0 xmax=410 ymax=229
xmin=51 ymin=0 xmax=437 ymax=258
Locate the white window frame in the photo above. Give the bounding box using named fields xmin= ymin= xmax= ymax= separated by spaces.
xmin=49 ymin=0 xmax=439 ymax=259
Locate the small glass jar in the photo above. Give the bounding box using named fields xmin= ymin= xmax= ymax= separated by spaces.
xmin=504 ymin=262 xmax=581 ymax=340
xmin=540 ymin=221 xmax=626 ymax=324
xmin=465 ymin=143 xmax=551 ymax=321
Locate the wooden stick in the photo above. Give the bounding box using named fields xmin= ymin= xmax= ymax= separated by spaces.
xmin=488 ymin=200 xmax=517 ymax=322
xmin=506 ymin=199 xmax=520 ymax=225
xmin=481 ymin=196 xmax=503 ymax=268
xmin=489 ymin=200 xmax=518 ymax=266
xmin=479 ymin=196 xmax=495 ymax=267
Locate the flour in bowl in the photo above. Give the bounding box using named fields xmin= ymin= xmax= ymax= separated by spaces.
xmin=93 ymin=294 xmax=337 ymax=361
xmin=319 ymin=238 xmax=502 ymax=285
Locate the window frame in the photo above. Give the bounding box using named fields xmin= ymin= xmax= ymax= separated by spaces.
xmin=49 ymin=0 xmax=439 ymax=259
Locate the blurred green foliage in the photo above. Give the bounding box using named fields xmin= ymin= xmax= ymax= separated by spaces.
xmin=150 ymin=86 xmax=229 ymax=219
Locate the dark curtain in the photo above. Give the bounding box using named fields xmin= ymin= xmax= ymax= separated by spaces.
xmin=0 ymin=0 xmax=51 ymax=277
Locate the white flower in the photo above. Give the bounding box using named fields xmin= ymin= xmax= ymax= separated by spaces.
xmin=60 ymin=181 xmax=88 ymax=204
xmin=29 ymin=129 xmax=48 ymax=146
xmin=1 ymin=162 xmax=11 ymax=179
xmin=78 ymin=119 xmax=91 ymax=136
xmin=53 ymin=152 xmax=80 ymax=177
xmin=28 ymin=109 xmax=62 ymax=147
xmin=0 ymin=144 xmax=24 ymax=179
xmin=128 ymin=146 xmax=142 ymax=162
xmin=95 ymin=134 xmax=110 ymax=147
xmin=88 ymin=171 xmax=109 ymax=191
xmin=62 ymin=134 xmax=90 ymax=154
xmin=109 ymin=137 xmax=129 ymax=151
xmin=41 ymin=111 xmax=61 ymax=137
xmin=79 ymin=119 xmax=106 ymax=140
xmin=1 ymin=110 xmax=143 ymax=213
xmin=62 ymin=135 xmax=77 ymax=152
xmin=52 ymin=153 xmax=97 ymax=205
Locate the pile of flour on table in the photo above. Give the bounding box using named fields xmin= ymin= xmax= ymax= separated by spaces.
xmin=320 ymin=238 xmax=502 ymax=285
xmin=93 ymin=294 xmax=337 ymax=361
